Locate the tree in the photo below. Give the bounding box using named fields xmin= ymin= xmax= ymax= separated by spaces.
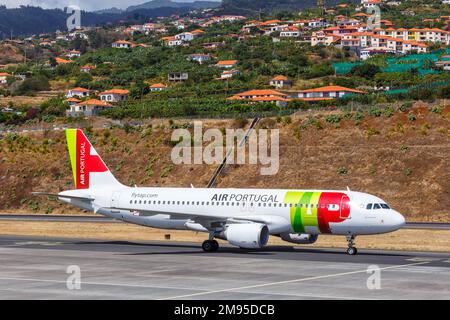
xmin=350 ymin=64 xmax=381 ymax=79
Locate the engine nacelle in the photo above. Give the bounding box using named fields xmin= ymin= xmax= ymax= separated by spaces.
xmin=280 ymin=233 xmax=318 ymax=244
xmin=222 ymin=223 xmax=269 ymax=249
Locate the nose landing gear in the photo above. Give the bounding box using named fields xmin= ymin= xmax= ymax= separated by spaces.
xmin=346 ymin=235 xmax=358 ymax=255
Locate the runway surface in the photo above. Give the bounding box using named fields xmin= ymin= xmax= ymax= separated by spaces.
xmin=1 ymin=214 xmax=449 ymax=229
xmin=0 ymin=235 xmax=449 ymax=300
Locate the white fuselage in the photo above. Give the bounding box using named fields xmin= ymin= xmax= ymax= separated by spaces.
xmin=60 ymin=186 xmax=406 ymax=237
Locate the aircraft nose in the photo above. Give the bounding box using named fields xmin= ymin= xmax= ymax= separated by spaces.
xmin=391 ymin=211 xmax=406 ymax=229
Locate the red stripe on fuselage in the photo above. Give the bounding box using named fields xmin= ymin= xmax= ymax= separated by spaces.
xmin=317 ymin=192 xmax=351 ymax=234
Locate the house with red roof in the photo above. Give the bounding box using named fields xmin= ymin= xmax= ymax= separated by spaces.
xmin=149 ymin=83 xmax=168 ymax=92
xmin=67 ymin=99 xmax=113 ymax=117
xmin=99 ymin=89 xmax=129 ymax=103
xmin=80 ymin=65 xmax=96 ymax=73
xmin=297 ymin=86 xmax=367 ymax=101
xmin=216 ymin=60 xmax=238 ymax=68
xmin=66 ymin=87 xmax=92 ymax=98
xmin=227 ymin=89 xmax=291 ymax=107
xmin=0 ymin=72 xmax=11 ymax=84
xmin=270 ymin=75 xmax=292 ymax=89
xmin=112 ymin=40 xmax=135 ymax=49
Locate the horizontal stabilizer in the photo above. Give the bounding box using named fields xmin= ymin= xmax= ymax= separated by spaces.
xmin=32 ymin=192 xmax=94 ymax=201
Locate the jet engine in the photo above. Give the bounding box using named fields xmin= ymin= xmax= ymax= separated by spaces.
xmin=221 ymin=223 xmax=270 ymax=249
xmin=280 ymin=233 xmax=318 ymax=244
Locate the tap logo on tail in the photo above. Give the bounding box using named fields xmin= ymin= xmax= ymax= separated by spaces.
xmin=66 ymin=129 xmax=108 ymax=189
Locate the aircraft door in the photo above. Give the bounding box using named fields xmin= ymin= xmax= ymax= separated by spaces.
xmin=340 ymin=194 xmax=351 ymax=219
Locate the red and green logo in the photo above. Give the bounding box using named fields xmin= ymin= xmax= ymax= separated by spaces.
xmin=284 ymin=191 xmax=351 ymax=234
xmin=66 ymin=129 xmax=107 ymax=189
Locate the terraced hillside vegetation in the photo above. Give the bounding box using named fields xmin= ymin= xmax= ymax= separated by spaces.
xmin=0 ymin=102 xmax=449 ymax=221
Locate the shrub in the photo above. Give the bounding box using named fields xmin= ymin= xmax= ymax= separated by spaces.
xmin=337 ymin=167 xmax=348 ymax=175
xmin=325 ymin=114 xmax=342 ymax=124
xmin=408 ymin=113 xmax=417 ymax=122
xmin=399 ymin=102 xmax=413 ymax=112
xmin=368 ymin=106 xmax=382 ymax=117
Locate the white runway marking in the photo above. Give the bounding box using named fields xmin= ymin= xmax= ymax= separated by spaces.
xmin=159 ymin=261 xmax=430 ymax=300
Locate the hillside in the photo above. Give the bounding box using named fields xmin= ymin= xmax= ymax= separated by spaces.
xmin=220 ymin=0 xmax=358 ymax=14
xmin=0 ymin=103 xmax=449 ymax=221
xmin=0 ymin=5 xmax=193 ymax=36
xmin=127 ymin=0 xmax=221 ymax=12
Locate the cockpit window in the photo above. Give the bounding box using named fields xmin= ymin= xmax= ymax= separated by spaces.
xmin=373 ymin=203 xmax=381 ymax=209
xmin=366 ymin=203 xmax=373 ymax=210
xmin=380 ymin=203 xmax=390 ymax=209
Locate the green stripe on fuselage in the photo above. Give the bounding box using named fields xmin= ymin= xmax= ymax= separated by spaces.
xmin=284 ymin=191 xmax=321 ymax=233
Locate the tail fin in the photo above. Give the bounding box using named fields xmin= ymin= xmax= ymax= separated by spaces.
xmin=66 ymin=129 xmax=123 ymax=190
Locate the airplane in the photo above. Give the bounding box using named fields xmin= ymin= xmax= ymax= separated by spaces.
xmin=34 ymin=129 xmax=406 ymax=255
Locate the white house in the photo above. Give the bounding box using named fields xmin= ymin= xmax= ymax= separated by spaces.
xmin=66 ymin=87 xmax=91 ymax=98
xmin=67 ymin=99 xmax=112 ymax=117
xmin=216 ymin=60 xmax=238 ymax=68
xmin=99 ymin=89 xmax=129 ymax=103
xmin=112 ymin=40 xmax=135 ymax=49
xmin=0 ymin=72 xmax=10 ymax=84
xmin=270 ymin=75 xmax=292 ymax=89
xmin=149 ymin=83 xmax=168 ymax=92
xmin=66 ymin=50 xmax=81 ymax=58
xmin=175 ymin=32 xmax=194 ymax=42
xmin=188 ymin=54 xmax=210 ymax=64
xmin=297 ymin=86 xmax=367 ymax=101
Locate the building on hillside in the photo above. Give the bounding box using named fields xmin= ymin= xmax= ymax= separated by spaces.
xmin=360 ymin=47 xmax=396 ymax=60
xmin=161 ymin=36 xmax=183 ymax=47
xmin=80 ymin=65 xmax=96 ymax=73
xmin=188 ymin=54 xmax=210 ymax=64
xmin=66 ymin=98 xmax=81 ymax=106
xmin=149 ymin=83 xmax=168 ymax=92
xmin=66 ymin=50 xmax=81 ymax=58
xmin=269 ymin=75 xmax=292 ymax=89
xmin=168 ymin=72 xmax=189 ymax=82
xmin=227 ymin=89 xmax=291 ymax=107
xmin=279 ymin=26 xmax=302 ymax=38
xmin=219 ymin=69 xmax=241 ymax=80
xmin=361 ymin=0 xmax=382 ymax=9
xmin=55 ymin=57 xmax=72 ymax=65
xmin=66 ymin=87 xmax=91 ymax=98
xmin=99 ymin=89 xmax=129 ymax=103
xmin=311 ymin=31 xmax=341 ymax=46
xmin=435 ymin=60 xmax=450 ymax=71
xmin=175 ymin=32 xmax=195 ymax=42
xmin=215 ymin=60 xmax=238 ymax=68
xmin=66 ymin=99 xmax=112 ymax=117
xmin=0 ymin=72 xmax=11 ymax=84
xmin=297 ymin=86 xmax=367 ymax=101
xmin=112 ymin=40 xmax=135 ymax=49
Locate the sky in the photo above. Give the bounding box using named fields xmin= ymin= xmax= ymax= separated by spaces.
xmin=0 ymin=0 xmax=219 ymax=11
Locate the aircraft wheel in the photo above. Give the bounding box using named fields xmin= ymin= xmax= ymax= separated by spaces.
xmin=212 ymin=240 xmax=219 ymax=251
xmin=347 ymin=247 xmax=358 ymax=255
xmin=202 ymin=240 xmax=217 ymax=252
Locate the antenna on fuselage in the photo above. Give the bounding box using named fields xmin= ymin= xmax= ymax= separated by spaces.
xmin=347 ymin=186 xmax=351 ymax=192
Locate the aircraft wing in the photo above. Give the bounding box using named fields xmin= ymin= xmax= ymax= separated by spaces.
xmin=110 ymin=206 xmax=285 ymax=229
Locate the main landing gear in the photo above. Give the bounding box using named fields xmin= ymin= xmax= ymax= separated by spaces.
xmin=202 ymin=232 xmax=219 ymax=252
xmin=202 ymin=240 xmax=219 ymax=252
xmin=346 ymin=234 xmax=358 ymax=255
